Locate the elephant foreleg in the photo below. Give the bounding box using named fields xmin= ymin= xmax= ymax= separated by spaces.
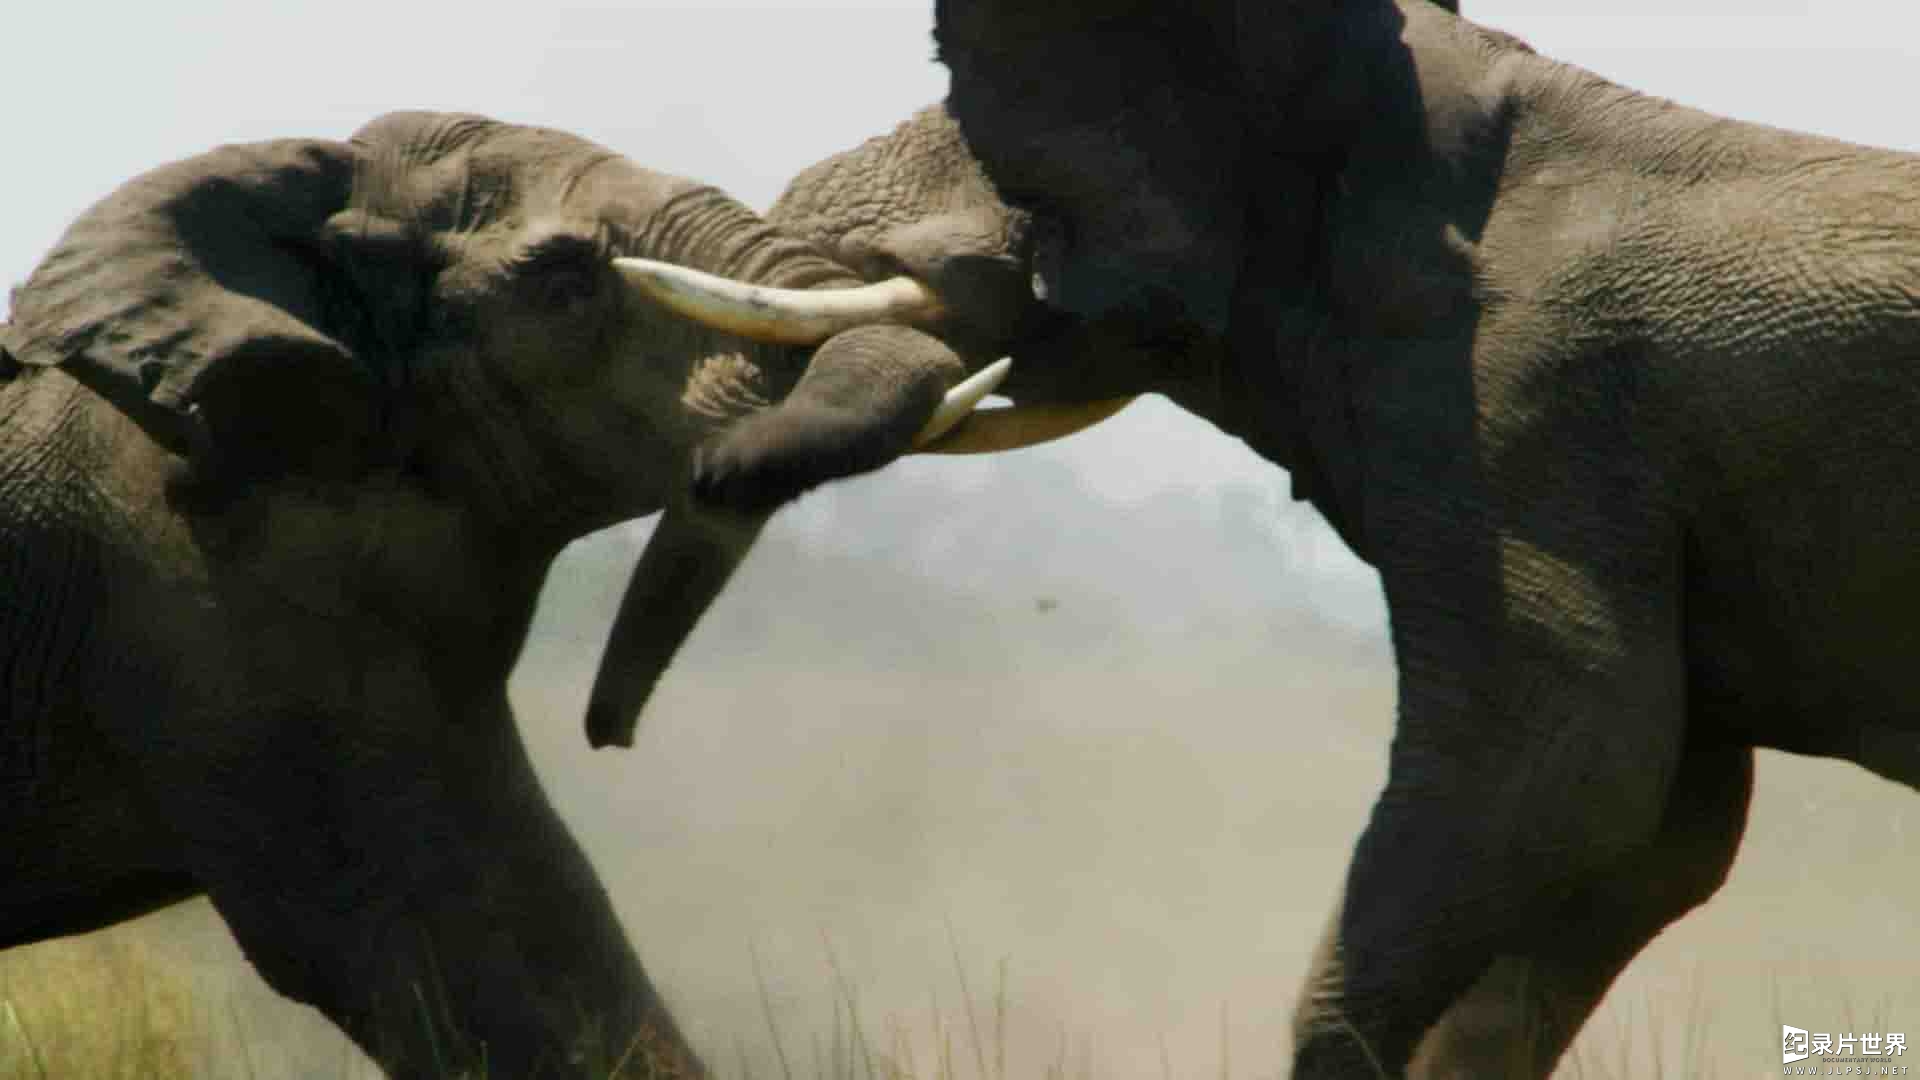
xmin=1291 ymin=523 xmax=1689 ymax=1077
xmin=146 ymin=683 xmax=704 ymax=1078
xmin=1405 ymin=741 xmax=1753 ymax=1078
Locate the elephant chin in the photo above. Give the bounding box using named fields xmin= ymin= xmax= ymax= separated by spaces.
xmin=912 ymin=395 xmax=1137 ymax=455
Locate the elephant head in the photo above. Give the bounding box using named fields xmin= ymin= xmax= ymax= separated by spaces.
xmin=764 ymin=103 xmax=1192 ymax=417
xmin=2 ymin=111 xmax=1095 ymax=757
xmin=927 ymin=0 xmax=1493 ymax=513
xmin=932 ymin=0 xmax=1474 ymax=343
xmin=9 ymin=114 xmax=985 ymax=488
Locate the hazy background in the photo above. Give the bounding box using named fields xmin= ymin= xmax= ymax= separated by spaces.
xmin=5 ymin=2 xmax=1919 ymax=1076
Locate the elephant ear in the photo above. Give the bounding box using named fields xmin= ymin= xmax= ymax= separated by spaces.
xmin=4 ymin=138 xmax=379 ymax=481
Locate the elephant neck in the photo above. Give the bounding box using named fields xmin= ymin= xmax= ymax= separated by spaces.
xmin=415 ymin=437 xmax=646 ymax=560
xmin=392 ymin=365 xmax=648 ymax=558
xmin=172 ymin=459 xmax=558 ymax=688
xmin=359 ymin=484 xmax=558 ymax=683
xmin=1190 ymin=316 xmax=1373 ymax=558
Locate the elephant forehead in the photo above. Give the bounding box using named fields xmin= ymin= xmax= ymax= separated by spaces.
xmin=348 ymin=111 xmax=687 ymax=239
xmin=936 ymin=0 xmax=1178 ymax=53
xmin=350 ymin=144 xmax=529 ymax=233
xmin=777 ymin=107 xmax=995 ymax=220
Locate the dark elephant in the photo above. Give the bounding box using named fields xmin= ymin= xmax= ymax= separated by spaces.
xmin=906 ymin=1 xmax=1920 ymax=1075
xmin=0 ymin=110 xmax=1096 ymax=1076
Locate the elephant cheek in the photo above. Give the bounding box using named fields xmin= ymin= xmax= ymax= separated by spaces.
xmin=1048 ymin=233 xmax=1236 ymax=337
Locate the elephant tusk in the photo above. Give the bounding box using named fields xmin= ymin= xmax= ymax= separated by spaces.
xmin=913 ymin=396 xmax=1137 ymax=455
xmin=614 ymin=258 xmax=945 ymax=345
xmin=912 ymin=357 xmax=1013 ymax=448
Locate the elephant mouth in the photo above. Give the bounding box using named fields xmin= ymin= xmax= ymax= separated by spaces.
xmin=614 ymin=255 xmax=1134 ymax=453
xmin=984 ymin=281 xmax=1210 ymax=413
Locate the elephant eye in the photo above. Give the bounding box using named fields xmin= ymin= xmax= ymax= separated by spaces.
xmin=512 ymin=231 xmax=605 ymax=310
xmin=999 ymin=186 xmax=1062 ymax=223
xmin=1006 ymin=194 xmax=1073 ymax=255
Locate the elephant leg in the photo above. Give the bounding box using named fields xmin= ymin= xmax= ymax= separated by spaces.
xmin=1290 ymin=532 xmax=1688 ymax=1077
xmin=144 ymin=683 xmax=704 ymax=1078
xmin=1405 ymin=741 xmax=1754 ymax=1078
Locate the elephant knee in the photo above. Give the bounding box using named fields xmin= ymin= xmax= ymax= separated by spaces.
xmin=222 ymin=920 xmax=350 ymax=1016
xmin=1659 ymin=844 xmax=1737 ymax=917
xmin=210 ymin=889 xmax=406 ymax=1024
xmin=1587 ymin=742 xmax=1752 ymax=924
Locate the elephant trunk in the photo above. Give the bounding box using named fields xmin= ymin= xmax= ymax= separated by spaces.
xmin=629 ymin=181 xmax=869 ymax=300
xmin=584 ymin=497 xmax=762 ymax=749
xmin=584 ymin=186 xmax=1116 ymax=749
xmin=585 ymin=189 xmax=989 ymax=750
xmin=585 ymin=322 xmax=978 ymax=750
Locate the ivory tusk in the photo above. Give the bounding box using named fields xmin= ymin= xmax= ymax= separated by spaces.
xmin=912 ymin=357 xmax=1013 ymax=448
xmin=913 ymin=396 xmax=1137 ymax=455
xmin=614 ymin=258 xmax=944 ymax=345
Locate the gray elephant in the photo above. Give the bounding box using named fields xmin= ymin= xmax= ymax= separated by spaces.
xmin=0 ymin=110 xmax=1095 ymax=1077
xmin=862 ymin=0 xmax=1920 ymax=1075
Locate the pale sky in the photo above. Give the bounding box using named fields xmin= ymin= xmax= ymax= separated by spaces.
xmin=5 ymin=1 xmax=1919 ymax=504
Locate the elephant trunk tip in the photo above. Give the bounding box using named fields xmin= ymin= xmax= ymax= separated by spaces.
xmin=584 ymin=700 xmax=637 ymax=750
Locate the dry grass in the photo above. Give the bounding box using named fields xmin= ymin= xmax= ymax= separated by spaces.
xmin=0 ymin=931 xmax=1893 ymax=1079
xmin=1557 ymin=984 xmax=1714 ymax=1080
xmin=0 ymin=928 xmax=1142 ymax=1080
xmin=0 ymin=925 xmax=386 ymax=1080
xmin=0 ymin=934 xmax=199 ymax=1079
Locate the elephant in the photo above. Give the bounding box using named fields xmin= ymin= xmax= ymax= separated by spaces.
xmin=887 ymin=0 xmax=1920 ymax=1075
xmin=0 ymin=109 xmax=1102 ymax=1076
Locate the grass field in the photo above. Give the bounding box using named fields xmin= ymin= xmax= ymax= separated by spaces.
xmin=3 ymin=910 xmax=1910 ymax=1079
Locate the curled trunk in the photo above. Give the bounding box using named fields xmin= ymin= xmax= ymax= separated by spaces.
xmin=586 ymin=191 xmax=974 ymax=749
